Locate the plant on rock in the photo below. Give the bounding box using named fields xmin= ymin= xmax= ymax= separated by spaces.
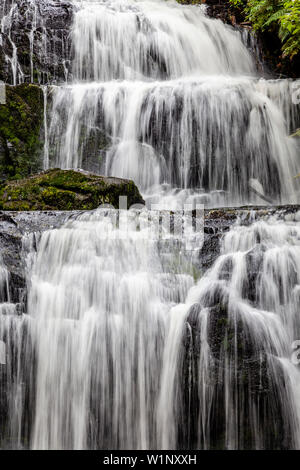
xmin=229 ymin=0 xmax=300 ymax=59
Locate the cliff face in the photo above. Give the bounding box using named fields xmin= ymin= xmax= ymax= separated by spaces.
xmin=0 ymin=0 xmax=73 ymax=85
xmin=0 ymin=1 xmax=73 ymax=180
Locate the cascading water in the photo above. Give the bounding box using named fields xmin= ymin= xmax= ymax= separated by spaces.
xmin=71 ymin=0 xmax=254 ymax=80
xmin=44 ymin=0 xmax=300 ymax=208
xmin=0 ymin=1 xmax=23 ymax=85
xmin=174 ymin=215 xmax=300 ymax=449
xmin=1 ymin=0 xmax=300 ymax=451
xmin=2 ymin=208 xmax=300 ymax=449
xmin=48 ymin=77 xmax=299 ymax=208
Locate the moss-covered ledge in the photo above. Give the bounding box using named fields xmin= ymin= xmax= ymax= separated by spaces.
xmin=0 ymin=84 xmax=44 ymax=180
xmin=0 ymin=169 xmax=145 ymax=210
xmin=291 ymin=129 xmax=300 ymax=138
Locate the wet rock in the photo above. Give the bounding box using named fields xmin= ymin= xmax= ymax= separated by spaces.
xmin=0 ymin=215 xmax=24 ymax=303
xmin=242 ymin=244 xmax=266 ymax=303
xmin=0 ymin=0 xmax=74 ymax=84
xmin=201 ymin=0 xmax=241 ymax=25
xmin=182 ymin=295 xmax=295 ymax=449
xmin=80 ymin=127 xmax=112 ymax=175
xmin=0 ymin=168 xmax=145 ymax=211
xmin=206 ymin=303 xmax=260 ymax=363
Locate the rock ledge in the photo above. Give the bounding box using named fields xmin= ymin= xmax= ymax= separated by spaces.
xmin=0 ymin=169 xmax=145 ymax=211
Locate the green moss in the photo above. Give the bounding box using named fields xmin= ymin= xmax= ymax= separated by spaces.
xmin=0 ymin=84 xmax=44 ymax=181
xmin=291 ymin=128 xmax=300 ymax=138
xmin=0 ymin=168 xmax=144 ymax=211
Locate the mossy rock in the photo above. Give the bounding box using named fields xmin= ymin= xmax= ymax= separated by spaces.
xmin=0 ymin=169 xmax=145 ymax=211
xmin=291 ymin=129 xmax=300 ymax=138
xmin=0 ymin=84 xmax=44 ymax=180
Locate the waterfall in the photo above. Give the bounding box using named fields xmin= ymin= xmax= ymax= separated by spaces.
xmin=71 ymin=0 xmax=254 ymax=80
xmin=0 ymin=1 xmax=23 ymax=85
xmin=48 ymin=77 xmax=299 ymax=208
xmin=1 ymin=0 xmax=300 ymax=450
xmin=45 ymin=0 xmax=300 ymax=208
xmin=1 ymin=209 xmax=198 ymax=449
xmin=2 ymin=209 xmax=300 ymax=449
xmin=42 ymin=85 xmax=49 ymax=170
xmin=176 ymin=214 xmax=300 ymax=449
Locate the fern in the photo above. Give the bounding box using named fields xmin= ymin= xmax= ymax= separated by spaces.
xmin=263 ymin=9 xmax=286 ymax=27
xmin=229 ymin=0 xmax=300 ymax=59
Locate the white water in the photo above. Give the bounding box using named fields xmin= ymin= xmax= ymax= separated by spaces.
xmin=48 ymin=77 xmax=299 ymax=208
xmin=71 ymin=0 xmax=254 ymax=81
xmin=2 ymin=209 xmax=300 ymax=449
xmin=1 ymin=0 xmax=300 ymax=451
xmin=0 ymin=1 xmax=23 ymax=85
xmin=181 ymin=214 xmax=300 ymax=449
xmin=44 ymin=0 xmax=300 ymax=208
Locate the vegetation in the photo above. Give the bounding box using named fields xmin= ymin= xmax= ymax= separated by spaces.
xmin=229 ymin=0 xmax=300 ymax=59
xmin=0 ymin=169 xmax=145 ymax=211
xmin=0 ymin=84 xmax=44 ymax=180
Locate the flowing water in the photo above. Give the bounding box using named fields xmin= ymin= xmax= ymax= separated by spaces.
xmin=1 ymin=0 xmax=300 ymax=450
xmin=0 ymin=0 xmax=23 ymax=85
xmin=2 ymin=209 xmax=300 ymax=449
xmin=44 ymin=0 xmax=300 ymax=208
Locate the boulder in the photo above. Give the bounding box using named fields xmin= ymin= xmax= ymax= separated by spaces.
xmin=0 ymin=168 xmax=145 ymax=211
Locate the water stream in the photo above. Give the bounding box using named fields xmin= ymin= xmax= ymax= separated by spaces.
xmin=0 ymin=0 xmax=300 ymax=450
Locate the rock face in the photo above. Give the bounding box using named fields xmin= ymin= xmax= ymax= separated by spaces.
xmin=0 ymin=84 xmax=44 ymax=180
xmin=200 ymin=0 xmax=241 ymax=24
xmin=0 ymin=0 xmax=73 ymax=84
xmin=0 ymin=168 xmax=145 ymax=211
